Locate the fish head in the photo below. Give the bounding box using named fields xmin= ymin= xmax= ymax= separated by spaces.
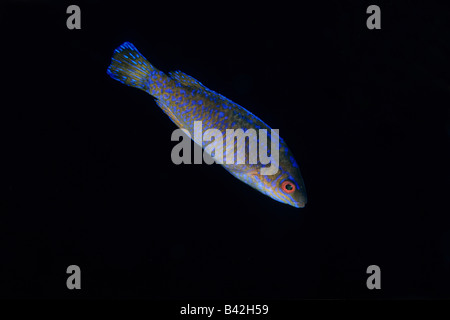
xmin=278 ymin=174 xmax=308 ymax=208
xmin=250 ymin=149 xmax=307 ymax=208
xmin=260 ymin=170 xmax=307 ymax=208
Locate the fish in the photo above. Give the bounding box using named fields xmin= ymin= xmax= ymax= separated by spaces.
xmin=107 ymin=42 xmax=307 ymax=208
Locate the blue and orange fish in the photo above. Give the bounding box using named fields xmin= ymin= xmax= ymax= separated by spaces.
xmin=107 ymin=42 xmax=307 ymax=208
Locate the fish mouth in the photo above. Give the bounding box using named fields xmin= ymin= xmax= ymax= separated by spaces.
xmin=293 ymin=201 xmax=306 ymax=208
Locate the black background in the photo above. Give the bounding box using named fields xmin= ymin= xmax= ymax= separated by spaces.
xmin=1 ymin=0 xmax=449 ymax=300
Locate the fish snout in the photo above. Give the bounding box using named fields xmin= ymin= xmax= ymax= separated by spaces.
xmin=293 ymin=201 xmax=306 ymax=208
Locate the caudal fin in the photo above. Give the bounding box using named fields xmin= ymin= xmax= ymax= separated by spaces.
xmin=107 ymin=42 xmax=154 ymax=91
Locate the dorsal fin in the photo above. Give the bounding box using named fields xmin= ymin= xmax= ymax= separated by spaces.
xmin=169 ymin=70 xmax=238 ymax=107
xmin=168 ymin=70 xmax=207 ymax=90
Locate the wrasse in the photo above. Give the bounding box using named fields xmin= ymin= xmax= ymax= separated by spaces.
xmin=107 ymin=42 xmax=307 ymax=208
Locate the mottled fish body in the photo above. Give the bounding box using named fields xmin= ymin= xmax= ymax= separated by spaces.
xmin=107 ymin=42 xmax=307 ymax=208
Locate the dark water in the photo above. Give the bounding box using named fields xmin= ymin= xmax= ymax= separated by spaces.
xmin=1 ymin=0 xmax=449 ymax=301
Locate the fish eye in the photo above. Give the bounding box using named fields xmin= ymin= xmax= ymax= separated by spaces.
xmin=281 ymin=180 xmax=296 ymax=194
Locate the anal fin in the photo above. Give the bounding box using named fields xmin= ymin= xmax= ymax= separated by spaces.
xmin=155 ymin=99 xmax=185 ymax=129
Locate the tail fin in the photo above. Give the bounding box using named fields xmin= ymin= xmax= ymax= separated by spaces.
xmin=107 ymin=42 xmax=154 ymax=91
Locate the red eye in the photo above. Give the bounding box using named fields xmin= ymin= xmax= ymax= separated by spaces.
xmin=281 ymin=180 xmax=296 ymax=194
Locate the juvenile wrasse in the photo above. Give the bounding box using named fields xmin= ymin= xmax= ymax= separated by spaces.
xmin=107 ymin=42 xmax=307 ymax=208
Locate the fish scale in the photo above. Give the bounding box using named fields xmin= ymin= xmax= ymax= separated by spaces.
xmin=107 ymin=42 xmax=307 ymax=208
